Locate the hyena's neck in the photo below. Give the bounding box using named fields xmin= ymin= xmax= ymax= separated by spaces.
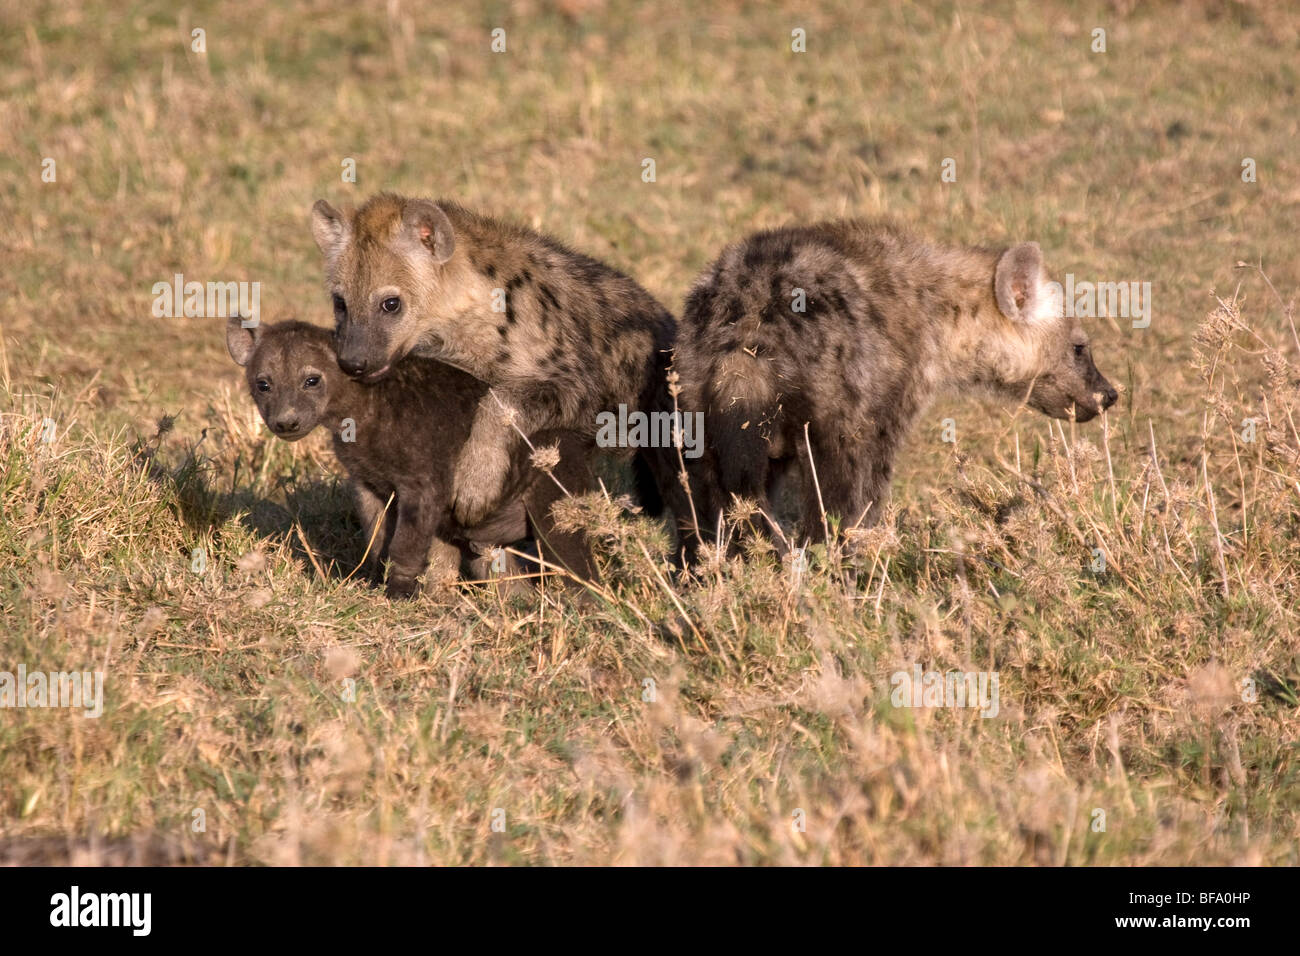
xmin=414 ymin=249 xmax=501 ymax=381
xmin=323 ymin=378 xmax=373 ymax=437
xmin=894 ymin=249 xmax=1004 ymax=401
xmin=434 ymin=208 xmax=668 ymax=415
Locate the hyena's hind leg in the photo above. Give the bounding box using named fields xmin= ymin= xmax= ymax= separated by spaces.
xmin=793 ymin=427 xmax=875 ymax=546
xmin=460 ymin=539 xmax=533 ymax=601
xmin=759 ymin=455 xmax=802 ymax=553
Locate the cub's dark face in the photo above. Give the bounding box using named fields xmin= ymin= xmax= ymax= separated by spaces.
xmin=226 ymin=318 xmax=337 ymax=442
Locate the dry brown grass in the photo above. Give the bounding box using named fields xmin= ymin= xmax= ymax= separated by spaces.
xmin=1 ymin=0 xmax=1297 ymax=865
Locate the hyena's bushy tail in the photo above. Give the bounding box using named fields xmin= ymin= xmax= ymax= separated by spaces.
xmin=705 ymin=352 xmax=778 ymax=502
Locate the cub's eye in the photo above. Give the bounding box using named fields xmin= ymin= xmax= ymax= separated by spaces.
xmin=256 ymin=380 xmax=271 ymax=392
xmin=381 ymin=297 xmax=401 ymax=314
xmin=332 ymin=295 xmax=347 ymax=318
xmin=1073 ymin=343 xmax=1087 ymax=358
xmin=304 ymin=375 xmax=321 ymax=389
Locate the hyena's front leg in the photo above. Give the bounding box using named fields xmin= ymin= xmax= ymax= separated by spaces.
xmin=524 ymin=431 xmax=597 ymax=583
xmin=451 ymin=391 xmax=540 ymax=526
xmin=384 ymin=489 xmax=440 ymax=599
xmin=351 ymin=482 xmax=395 ymax=583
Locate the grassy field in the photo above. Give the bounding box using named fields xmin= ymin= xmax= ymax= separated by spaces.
xmin=1 ymin=0 xmax=1298 ymax=865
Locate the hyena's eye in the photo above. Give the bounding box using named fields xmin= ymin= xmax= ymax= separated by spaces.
xmin=303 ymin=375 xmax=320 ymax=389
xmin=332 ymin=295 xmax=347 ymax=320
xmin=256 ymin=380 xmax=271 ymax=392
xmin=381 ymin=296 xmax=401 ymax=314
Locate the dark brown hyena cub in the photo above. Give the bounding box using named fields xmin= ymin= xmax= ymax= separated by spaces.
xmin=309 ymin=193 xmax=687 ymax=537
xmin=675 ymin=221 xmax=1119 ymax=552
xmin=226 ymin=318 xmax=595 ymax=597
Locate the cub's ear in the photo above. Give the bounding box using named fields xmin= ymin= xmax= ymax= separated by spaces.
xmin=311 ymin=199 xmax=350 ymax=258
xmin=226 ymin=316 xmax=262 ymax=367
xmin=994 ymin=242 xmax=1048 ymax=323
xmin=402 ymin=199 xmax=455 ymax=264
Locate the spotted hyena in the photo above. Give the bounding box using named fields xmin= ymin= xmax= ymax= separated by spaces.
xmin=226 ymin=318 xmax=595 ymax=597
xmin=309 ymin=193 xmax=683 ymax=532
xmin=674 ymin=221 xmax=1119 ymax=551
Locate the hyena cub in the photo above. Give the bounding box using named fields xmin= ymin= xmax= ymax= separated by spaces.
xmin=310 ymin=193 xmax=682 ymax=530
xmin=676 ymin=221 xmax=1118 ymax=550
xmin=226 ymin=318 xmax=595 ymax=598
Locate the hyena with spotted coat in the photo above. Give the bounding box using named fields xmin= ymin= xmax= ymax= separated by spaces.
xmin=675 ymin=221 xmax=1119 ymax=551
xmin=310 ymin=193 xmax=682 ymax=531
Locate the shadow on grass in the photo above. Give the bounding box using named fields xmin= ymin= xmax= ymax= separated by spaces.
xmin=130 ymin=418 xmax=370 ymax=585
xmin=0 ymin=832 xmax=218 ymax=866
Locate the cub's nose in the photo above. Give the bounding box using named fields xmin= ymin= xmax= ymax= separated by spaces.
xmin=338 ymin=357 xmax=367 ymax=377
xmin=271 ymin=417 xmax=301 ymax=434
xmin=1102 ymin=386 xmax=1119 ymax=409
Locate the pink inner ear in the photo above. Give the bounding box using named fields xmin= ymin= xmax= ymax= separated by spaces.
xmin=418 ymin=225 xmax=431 ymax=240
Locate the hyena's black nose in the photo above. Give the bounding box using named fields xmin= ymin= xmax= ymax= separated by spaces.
xmin=272 ymin=417 xmax=300 ymax=434
xmin=1103 ymin=386 xmax=1118 ymax=408
xmin=338 ymin=357 xmax=367 ymax=377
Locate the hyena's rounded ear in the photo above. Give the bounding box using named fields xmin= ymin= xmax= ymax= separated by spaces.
xmin=402 ymin=200 xmax=455 ymax=264
xmin=995 ymin=242 xmax=1046 ymax=323
xmin=311 ymin=199 xmax=349 ymax=258
xmin=226 ymin=315 xmax=262 ymax=367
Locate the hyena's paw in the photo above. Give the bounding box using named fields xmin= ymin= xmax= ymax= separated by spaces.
xmin=451 ymin=445 xmax=510 ymax=526
xmin=362 ymin=556 xmax=386 ymax=586
xmin=385 ymin=575 xmax=421 ymax=600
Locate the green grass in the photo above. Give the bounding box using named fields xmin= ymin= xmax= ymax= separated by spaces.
xmin=0 ymin=0 xmax=1297 ymax=864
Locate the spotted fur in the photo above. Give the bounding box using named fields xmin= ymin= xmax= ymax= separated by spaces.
xmin=674 ymin=220 xmax=1118 ymax=551
xmin=310 ymin=193 xmax=682 ymax=530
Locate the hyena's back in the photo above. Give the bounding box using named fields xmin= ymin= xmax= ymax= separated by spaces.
xmin=682 ymin=222 xmax=951 ymax=403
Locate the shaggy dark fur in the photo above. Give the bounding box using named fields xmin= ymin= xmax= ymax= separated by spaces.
xmin=227 ymin=318 xmax=595 ymax=597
